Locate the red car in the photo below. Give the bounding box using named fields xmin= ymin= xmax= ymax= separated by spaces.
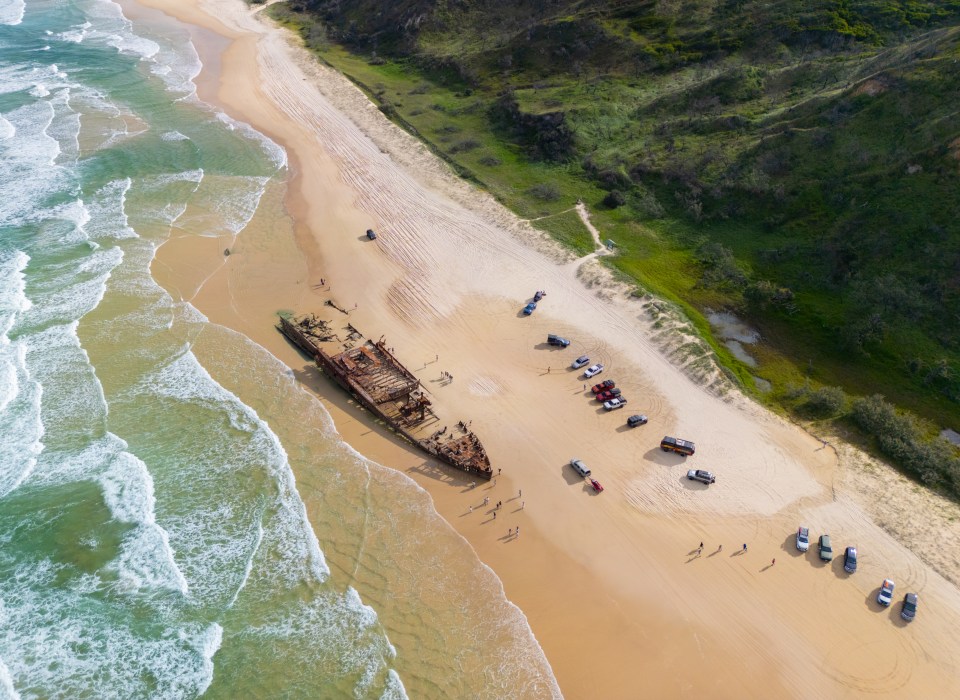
xmin=590 ymin=478 xmax=604 ymax=492
xmin=591 ymin=380 xmax=615 ymax=394
xmin=596 ymin=389 xmax=622 ymax=402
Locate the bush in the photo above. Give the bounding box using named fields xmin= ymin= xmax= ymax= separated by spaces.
xmin=851 ymin=394 xmax=960 ymax=493
xmin=802 ymin=386 xmax=847 ymax=417
xmin=528 ymin=183 xmax=561 ymax=201
xmin=603 ymin=190 xmax=626 ymax=208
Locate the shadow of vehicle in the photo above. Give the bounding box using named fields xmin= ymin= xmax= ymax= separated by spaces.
xmin=678 ymin=473 xmax=710 ymax=490
xmin=562 ymin=464 xmax=587 ymax=485
xmin=865 ymin=589 xmax=885 ymax=612
xmin=888 ymin=603 xmax=911 ymax=628
xmin=831 ymin=556 xmax=851 ymax=578
xmin=644 ymin=447 xmax=686 ymax=466
xmin=782 ymin=532 xmax=804 ymax=557
xmin=807 ymin=546 xmax=830 ymax=568
xmin=614 ymin=424 xmax=634 ymax=433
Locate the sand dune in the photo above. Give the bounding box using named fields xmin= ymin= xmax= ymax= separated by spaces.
xmin=138 ymin=0 xmax=960 ymax=696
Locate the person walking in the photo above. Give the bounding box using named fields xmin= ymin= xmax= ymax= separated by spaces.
xmin=718 ymin=544 xmax=723 ymax=553
xmin=516 ymin=526 xmax=520 ymax=538
xmin=521 ymin=501 xmax=525 ymax=509
xmin=771 ymin=558 xmax=776 ymax=566
xmin=742 ymin=543 xmax=748 ymax=552
xmin=518 ymin=489 xmax=522 ymax=498
xmin=699 ymin=542 xmax=703 ymax=549
xmin=493 ymin=511 xmax=496 ymax=519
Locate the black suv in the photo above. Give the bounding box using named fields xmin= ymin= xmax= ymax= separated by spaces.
xmin=843 ymin=546 xmax=858 ymax=573
xmin=547 ymin=334 xmax=570 ymax=347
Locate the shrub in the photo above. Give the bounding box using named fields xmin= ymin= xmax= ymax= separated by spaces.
xmin=603 ymin=190 xmax=626 ymax=208
xmin=528 ymin=183 xmax=561 ymax=201
xmin=802 ymin=386 xmax=847 ymax=417
xmin=449 ymin=138 xmax=480 ymax=153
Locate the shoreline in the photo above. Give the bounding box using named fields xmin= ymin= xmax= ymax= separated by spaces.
xmin=131 ymin=0 xmax=960 ymax=697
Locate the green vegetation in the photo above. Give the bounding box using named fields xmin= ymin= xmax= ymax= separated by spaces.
xmin=268 ymin=0 xmax=960 ymax=496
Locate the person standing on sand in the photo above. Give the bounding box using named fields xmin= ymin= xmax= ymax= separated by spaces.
xmin=743 ymin=543 xmax=748 ymax=552
xmin=516 ymin=526 xmax=520 ymax=538
xmin=718 ymin=544 xmax=722 ymax=552
xmin=772 ymin=558 xmax=776 ymax=566
xmin=521 ymin=501 xmax=525 ymax=509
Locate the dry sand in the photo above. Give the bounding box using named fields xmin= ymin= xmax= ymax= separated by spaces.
xmin=133 ymin=0 xmax=960 ymax=696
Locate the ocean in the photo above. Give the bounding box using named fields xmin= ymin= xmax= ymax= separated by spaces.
xmin=0 ymin=1 xmax=559 ymax=697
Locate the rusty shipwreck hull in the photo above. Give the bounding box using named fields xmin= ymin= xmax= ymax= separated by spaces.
xmin=278 ymin=314 xmax=493 ymax=480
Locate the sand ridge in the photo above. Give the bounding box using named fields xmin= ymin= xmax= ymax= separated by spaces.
xmin=135 ymin=0 xmax=960 ymax=697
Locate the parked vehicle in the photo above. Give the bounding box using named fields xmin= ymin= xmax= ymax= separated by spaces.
xmin=596 ymin=389 xmax=622 ymax=402
xmin=589 ymin=478 xmax=604 ymax=492
xmin=818 ymin=534 xmax=833 ymax=562
xmin=796 ymin=526 xmax=810 ymax=552
xmin=877 ymin=579 xmax=895 ymax=606
xmin=522 ymin=302 xmax=537 ymax=315
xmin=571 ymin=355 xmax=590 ymax=369
xmin=901 ymin=593 xmax=918 ymax=621
xmin=533 ymin=290 xmax=544 ymax=302
xmin=570 ymin=458 xmax=591 ymax=477
xmin=366 ymin=228 xmax=377 ymax=240
xmin=627 ymin=414 xmax=648 ymax=427
xmin=687 ymin=469 xmax=716 ymax=484
xmin=660 ymin=436 xmax=696 ymax=456
xmin=843 ymin=546 xmax=858 ymax=573
xmin=603 ymin=398 xmax=627 ymax=410
xmin=591 ymin=380 xmax=615 ymax=394
xmin=547 ymin=334 xmax=570 ymax=347
xmin=583 ymin=363 xmax=604 ymax=378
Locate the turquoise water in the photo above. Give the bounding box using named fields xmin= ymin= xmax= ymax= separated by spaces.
xmin=0 ymin=1 xmax=559 ymax=698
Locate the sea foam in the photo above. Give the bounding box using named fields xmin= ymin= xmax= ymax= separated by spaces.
xmin=0 ymin=0 xmax=25 ymax=27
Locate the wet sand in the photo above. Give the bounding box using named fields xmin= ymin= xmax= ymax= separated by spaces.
xmin=136 ymin=0 xmax=960 ymax=696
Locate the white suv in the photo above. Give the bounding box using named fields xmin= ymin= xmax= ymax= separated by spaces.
xmin=796 ymin=526 xmax=810 ymax=552
xmin=570 ymin=459 xmax=591 ymax=477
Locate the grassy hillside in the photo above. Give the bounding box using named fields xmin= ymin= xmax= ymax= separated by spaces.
xmin=270 ymin=0 xmax=960 ymax=495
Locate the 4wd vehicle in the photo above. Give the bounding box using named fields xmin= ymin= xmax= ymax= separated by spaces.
xmin=877 ymin=579 xmax=895 ymax=606
xmin=547 ymin=334 xmax=570 ymax=347
xmin=796 ymin=526 xmax=810 ymax=552
xmin=686 ymin=469 xmax=716 ymax=484
xmin=571 ymin=355 xmax=590 ymax=369
xmin=591 ymin=380 xmax=615 ymax=394
xmin=570 ymin=458 xmax=591 ymax=478
xmin=660 ymin=436 xmax=696 ymax=456
xmin=603 ymin=398 xmax=627 ymax=410
xmin=366 ymin=228 xmax=377 ymax=240
xmin=818 ymin=534 xmax=833 ymax=562
xmin=901 ymin=593 xmax=918 ymax=621
xmin=583 ymin=364 xmax=604 ymax=378
xmin=627 ymin=414 xmax=648 ymax=427
xmin=843 ymin=546 xmax=858 ymax=574
xmin=596 ymin=389 xmax=622 ymax=402
xmin=522 ymin=302 xmax=537 ymax=315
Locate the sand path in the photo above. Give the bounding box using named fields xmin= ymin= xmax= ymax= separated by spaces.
xmin=137 ymin=0 xmax=960 ymax=697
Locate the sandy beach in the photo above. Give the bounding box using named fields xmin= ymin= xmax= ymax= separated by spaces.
xmin=133 ymin=0 xmax=960 ymax=696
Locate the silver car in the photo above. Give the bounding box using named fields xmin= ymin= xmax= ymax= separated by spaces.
xmin=571 ymin=355 xmax=590 ymax=369
xmin=570 ymin=458 xmax=591 ymax=477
